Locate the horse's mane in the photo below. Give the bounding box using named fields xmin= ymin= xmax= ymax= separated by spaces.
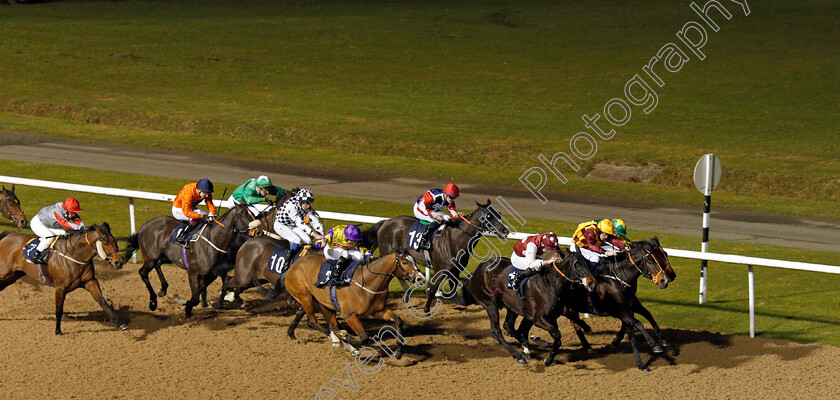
xmin=63 ymin=223 xmax=111 ymax=239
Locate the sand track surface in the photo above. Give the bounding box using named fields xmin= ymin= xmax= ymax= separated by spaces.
xmin=0 ymin=262 xmax=837 ymax=399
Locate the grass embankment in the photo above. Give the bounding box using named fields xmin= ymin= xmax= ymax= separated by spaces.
xmin=0 ymin=0 xmax=838 ymax=219
xmin=1 ymin=160 xmax=839 ymax=346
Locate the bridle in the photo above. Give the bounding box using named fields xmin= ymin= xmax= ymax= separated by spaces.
xmin=351 ymin=253 xmax=422 ymax=295
xmin=0 ymin=192 xmax=25 ymax=225
xmin=625 ymin=245 xmax=668 ymax=284
xmin=54 ymin=228 xmax=120 ymax=266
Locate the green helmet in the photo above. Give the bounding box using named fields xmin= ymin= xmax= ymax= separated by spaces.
xmin=612 ymin=218 xmax=627 ymax=237
xmin=255 ymin=175 xmax=272 ymax=188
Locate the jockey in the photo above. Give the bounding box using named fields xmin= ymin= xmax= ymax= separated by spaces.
xmin=172 ymin=178 xmax=218 ymax=246
xmin=315 ymin=224 xmax=373 ymax=285
xmin=612 ymin=218 xmax=630 ymax=244
xmin=227 ymin=175 xmax=287 ymax=215
xmin=29 ymin=198 xmax=85 ymax=264
xmin=569 ymin=219 xmax=627 ymax=275
xmin=414 ymin=183 xmax=459 ymax=250
xmin=274 ymin=188 xmax=324 ymax=270
xmin=508 ymin=232 xmax=562 ymax=291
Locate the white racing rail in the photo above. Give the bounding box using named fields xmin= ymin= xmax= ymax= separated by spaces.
xmin=2 ymin=174 xmax=838 ymax=338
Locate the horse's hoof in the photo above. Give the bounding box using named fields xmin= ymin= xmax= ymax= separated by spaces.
xmin=157 ymin=289 xmax=167 ymax=297
xmin=332 ymin=342 xmax=341 ymax=349
xmin=652 ymin=345 xmax=664 ymax=354
xmin=517 ymin=358 xmax=527 ymax=365
xmin=544 ymin=357 xmax=554 ymax=366
xmin=118 ymin=324 xmax=128 ymax=331
xmin=149 ymin=301 xmax=157 ymax=311
xmin=55 ymin=330 xmax=63 ymax=336
xmin=661 ymin=340 xmax=670 ymax=348
xmin=200 ymin=301 xmax=209 ymax=308
xmin=395 ymin=349 xmax=403 ymax=360
xmin=641 ymin=366 xmax=651 ymax=372
xmin=212 ymin=301 xmax=222 ymax=310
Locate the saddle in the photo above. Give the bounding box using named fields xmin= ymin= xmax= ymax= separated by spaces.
xmin=169 ymin=222 xmax=207 ymax=247
xmin=314 ymin=259 xmax=360 ymax=288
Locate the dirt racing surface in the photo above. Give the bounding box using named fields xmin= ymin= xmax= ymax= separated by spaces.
xmin=0 ymin=261 xmax=837 ymax=400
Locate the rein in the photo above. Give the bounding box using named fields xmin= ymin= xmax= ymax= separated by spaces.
xmin=625 ymin=247 xmax=666 ymax=284
xmin=354 ymin=254 xmax=418 ymax=294
xmin=53 ymin=230 xmax=116 ymax=265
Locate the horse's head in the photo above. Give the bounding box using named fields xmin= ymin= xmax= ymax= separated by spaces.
xmin=472 ymin=199 xmax=510 ymax=238
xmin=0 ymin=185 xmax=27 ymax=229
xmin=558 ymin=255 xmax=597 ymax=293
xmin=627 ymin=239 xmax=672 ymax=289
xmin=396 ymin=251 xmax=425 ymax=285
xmin=88 ymin=222 xmax=124 ymax=269
xmin=221 ymin=203 xmax=259 ymax=235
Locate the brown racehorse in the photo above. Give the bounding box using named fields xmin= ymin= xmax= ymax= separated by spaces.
xmin=0 ymin=223 xmax=126 ymax=334
xmin=0 ymin=185 xmax=27 ymax=229
xmin=285 ymin=252 xmax=425 ymax=358
xmin=371 ymin=200 xmax=510 ymax=314
xmin=122 ymin=203 xmax=253 ymax=318
xmin=459 ymin=255 xmax=595 ymax=366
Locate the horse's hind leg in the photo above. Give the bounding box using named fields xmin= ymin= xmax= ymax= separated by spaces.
xmin=184 ymin=271 xmax=203 ymax=318
xmin=611 ymin=322 xmax=628 ymax=348
xmin=514 ymin=318 xmax=534 ymax=359
xmin=54 ymin=286 xmax=67 ymax=335
xmin=298 ymin=295 xmax=331 ymax=337
xmin=200 ymin=274 xmax=217 ymax=308
xmin=564 ymin=311 xmax=593 ymax=350
xmin=288 ymin=308 xmax=306 ymax=340
xmin=0 ymin=271 xmax=26 ymax=293
xmin=342 ymin=312 xmax=369 ymax=352
xmin=85 ymin=279 xmax=127 ymax=331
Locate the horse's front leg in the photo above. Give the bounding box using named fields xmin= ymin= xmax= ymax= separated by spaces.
xmin=138 ymin=260 xmax=159 ymax=311
xmin=54 ymin=286 xmax=67 ymax=335
xmin=84 ymin=279 xmax=127 ymax=331
xmin=633 ymin=300 xmax=667 ymax=348
xmin=342 ymin=312 xmax=370 ymax=353
xmin=154 ymin=263 xmax=168 ymax=297
xmin=533 ymin=315 xmax=562 ymax=367
xmin=184 ymin=271 xmax=202 ymax=318
xmin=373 ymin=308 xmax=404 ymax=359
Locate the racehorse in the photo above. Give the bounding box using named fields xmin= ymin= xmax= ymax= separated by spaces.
xmin=123 ymin=203 xmax=253 ymax=318
xmin=0 ymin=185 xmax=27 ymax=229
xmin=459 ymin=255 xmax=595 ymax=366
xmin=0 ymin=223 xmax=126 ymax=334
xmin=560 ymin=238 xmax=676 ymax=371
xmin=372 ymin=200 xmax=509 ymax=314
xmin=285 ymin=251 xmax=424 ymax=358
xmin=213 ymin=236 xmax=286 ymax=308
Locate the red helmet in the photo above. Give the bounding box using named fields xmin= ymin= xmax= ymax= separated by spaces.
xmin=443 ymin=183 xmax=459 ymax=198
xmin=63 ymin=198 xmax=82 ymax=213
xmin=541 ymin=232 xmax=559 ymax=251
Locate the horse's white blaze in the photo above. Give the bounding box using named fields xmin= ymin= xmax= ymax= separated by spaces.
xmin=96 ymin=240 xmax=107 ymax=260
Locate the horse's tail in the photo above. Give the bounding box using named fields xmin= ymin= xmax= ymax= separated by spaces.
xmin=123 ymin=234 xmax=140 ymax=260
xmin=253 ymin=277 xmax=282 ymax=299
xmin=360 ymin=220 xmax=384 ymax=252
xmin=450 ymin=279 xmax=475 ymax=307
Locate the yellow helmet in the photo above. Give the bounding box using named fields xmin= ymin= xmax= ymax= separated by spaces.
xmin=597 ymin=219 xmax=616 ymax=236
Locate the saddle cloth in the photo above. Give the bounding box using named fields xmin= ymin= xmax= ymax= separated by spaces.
xmin=405 ymin=220 xmax=445 ymax=251
xmin=506 ymin=267 xmax=532 ymax=299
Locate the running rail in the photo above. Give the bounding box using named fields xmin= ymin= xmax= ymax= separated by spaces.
xmin=2 ymin=174 xmax=838 ymax=337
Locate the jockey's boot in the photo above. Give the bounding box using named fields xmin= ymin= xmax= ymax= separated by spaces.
xmin=31 ymin=248 xmax=50 ymax=265
xmin=280 ymin=245 xmax=300 ymax=274
xmin=329 ymin=257 xmax=351 ymax=286
xmin=175 ymin=220 xmax=200 ymax=247
xmin=509 ymin=268 xmax=536 ymax=292
xmin=418 ymin=221 xmax=441 ymax=250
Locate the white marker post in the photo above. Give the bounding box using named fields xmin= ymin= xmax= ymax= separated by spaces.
xmin=693 ymin=154 xmax=721 ymax=304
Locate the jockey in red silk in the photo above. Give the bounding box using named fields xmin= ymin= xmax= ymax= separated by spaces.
xmin=29 ymin=198 xmax=85 ymax=264
xmin=508 ymin=232 xmax=562 ymax=291
xmin=413 ymin=183 xmax=459 ymax=250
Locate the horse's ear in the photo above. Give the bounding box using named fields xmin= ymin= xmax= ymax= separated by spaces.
xmin=102 ymin=222 xmax=111 ymax=233
xmin=1 ymin=185 xmax=5 ymax=192
xmin=9 ymin=184 xmax=13 ymax=192
xmin=485 ymin=198 xmax=491 ymax=206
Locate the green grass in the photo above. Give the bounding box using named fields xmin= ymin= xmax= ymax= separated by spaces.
xmin=0 ymin=0 xmax=838 ymax=219
xmin=2 ymin=159 xmax=839 ymax=346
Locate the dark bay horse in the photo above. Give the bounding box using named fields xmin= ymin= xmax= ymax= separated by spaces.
xmin=460 ymin=256 xmax=595 ymax=366
xmin=285 ymin=252 xmax=424 ymax=359
xmin=123 ymin=203 xmax=252 ymax=317
xmin=373 ymin=200 xmax=510 ymax=314
xmin=0 ymin=224 xmax=126 ymax=334
xmin=560 ymin=238 xmax=677 ymax=371
xmin=0 ymin=185 xmax=27 ymax=229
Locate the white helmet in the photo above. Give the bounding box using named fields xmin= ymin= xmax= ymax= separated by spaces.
xmin=296 ymin=188 xmax=314 ymax=204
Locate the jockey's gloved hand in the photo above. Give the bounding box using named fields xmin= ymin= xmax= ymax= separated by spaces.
xmin=362 ymin=249 xmax=373 ymax=259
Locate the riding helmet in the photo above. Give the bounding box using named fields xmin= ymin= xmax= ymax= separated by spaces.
xmin=443 ymin=183 xmax=459 ymax=198
xmin=197 ymin=178 xmax=214 ymax=194
xmin=612 ymin=218 xmax=627 ymax=237
xmin=296 ymin=189 xmax=314 ymax=204
xmin=597 ymin=219 xmax=616 ymax=236
xmin=344 ymin=225 xmax=363 ymax=242
xmin=62 ymin=197 xmax=82 ymax=213
xmin=256 ymin=175 xmax=272 ymax=188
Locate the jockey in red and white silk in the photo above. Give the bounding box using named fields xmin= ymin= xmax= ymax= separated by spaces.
xmin=508 ymin=232 xmax=561 ymax=291
xmin=30 ymin=198 xmax=85 ymax=263
xmin=413 ymin=183 xmax=459 ymax=250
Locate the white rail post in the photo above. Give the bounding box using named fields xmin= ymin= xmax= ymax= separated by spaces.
xmin=748 ymin=264 xmax=755 ymax=338
xmin=129 ymin=197 xmax=137 ymax=263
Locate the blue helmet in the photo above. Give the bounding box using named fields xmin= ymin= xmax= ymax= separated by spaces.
xmin=197 ymin=178 xmax=214 ymax=194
